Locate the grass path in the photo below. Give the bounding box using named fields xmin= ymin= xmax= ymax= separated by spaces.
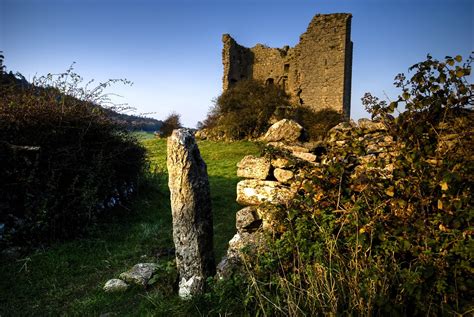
xmin=0 ymin=137 xmax=260 ymax=316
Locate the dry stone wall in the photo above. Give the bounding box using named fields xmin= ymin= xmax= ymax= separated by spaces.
xmin=222 ymin=13 xmax=352 ymax=118
xmin=218 ymin=118 xmax=401 ymax=276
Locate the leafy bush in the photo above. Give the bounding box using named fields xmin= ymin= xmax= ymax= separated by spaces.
xmin=241 ymin=54 xmax=473 ymax=315
xmin=293 ymin=107 xmax=344 ymax=140
xmin=202 ymin=79 xmax=292 ymax=140
xmin=160 ymin=112 xmax=182 ymax=137
xmin=0 ymin=65 xmax=146 ymax=245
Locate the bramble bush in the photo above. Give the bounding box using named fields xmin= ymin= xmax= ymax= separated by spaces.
xmin=0 ymin=63 xmax=146 ymax=246
xmin=241 ymin=54 xmax=473 ymax=315
xmin=202 ymin=79 xmax=292 ymax=140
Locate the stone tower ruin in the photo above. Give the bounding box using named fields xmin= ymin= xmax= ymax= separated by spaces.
xmin=222 ymin=13 xmax=353 ymax=118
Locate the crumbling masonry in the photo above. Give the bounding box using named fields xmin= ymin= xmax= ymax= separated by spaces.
xmin=222 ymin=13 xmax=352 ymax=118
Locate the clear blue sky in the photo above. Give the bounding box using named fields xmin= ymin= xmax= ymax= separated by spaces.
xmin=1 ymin=0 xmax=473 ymax=127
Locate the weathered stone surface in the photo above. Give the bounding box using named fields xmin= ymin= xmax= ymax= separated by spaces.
xmin=329 ymin=121 xmax=356 ymax=133
xmin=263 ymin=119 xmax=303 ymax=142
xmin=292 ymin=151 xmax=317 ymax=162
xmin=103 ymin=279 xmax=129 ymax=293
xmin=267 ymin=142 xmax=309 ymax=153
xmin=236 ymin=206 xmax=262 ymax=233
xmin=167 ymin=128 xmax=215 ymax=298
xmin=271 ymin=157 xmax=293 ymax=168
xmin=357 ymin=118 xmax=387 ymax=132
xmin=222 ymin=13 xmax=352 ymax=117
xmin=236 ymin=180 xmax=294 ymax=205
xmin=227 ymin=231 xmax=265 ymax=259
xmin=119 ymin=263 xmax=158 ymax=286
xmin=274 ymin=168 xmax=294 ymax=183
xmin=216 ymin=230 xmax=266 ymax=279
xmin=237 ymin=155 xmax=271 ymax=180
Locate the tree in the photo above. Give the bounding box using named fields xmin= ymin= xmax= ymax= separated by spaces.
xmin=202 ymin=79 xmax=292 ymax=140
xmin=161 ymin=112 xmax=182 ymax=137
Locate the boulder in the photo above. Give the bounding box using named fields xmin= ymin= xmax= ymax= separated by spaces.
xmin=103 ymin=279 xmax=129 ymax=293
xmin=167 ymin=128 xmax=215 ymax=298
xmin=263 ymin=119 xmax=303 ymax=142
xmin=236 ymin=180 xmax=294 ymax=205
xmin=237 ymin=155 xmax=271 ymax=180
xmin=273 ymin=168 xmax=294 ymax=183
xmin=119 ymin=263 xmax=159 ymax=286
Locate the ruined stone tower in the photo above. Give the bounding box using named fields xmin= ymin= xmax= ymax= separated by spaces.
xmin=222 ymin=13 xmax=352 ymax=118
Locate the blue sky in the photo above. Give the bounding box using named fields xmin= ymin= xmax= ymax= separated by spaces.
xmin=1 ymin=0 xmax=473 ymax=127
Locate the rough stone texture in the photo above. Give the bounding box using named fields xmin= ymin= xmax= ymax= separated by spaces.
xmin=237 ymin=155 xmax=271 ymax=180
xmin=263 ymin=119 xmax=303 ymax=142
xmin=222 ymin=13 xmax=352 ymax=118
xmin=357 ymin=118 xmax=387 ymax=132
xmin=167 ymin=128 xmax=215 ymax=298
xmin=292 ymin=151 xmax=317 ymax=162
xmin=227 ymin=231 xmax=265 ymax=259
xmin=119 ymin=263 xmax=159 ymax=286
xmin=103 ymin=279 xmax=129 ymax=292
xmin=274 ymin=168 xmax=294 ymax=183
xmin=236 ymin=179 xmax=294 ymax=205
xmin=236 ymin=206 xmax=262 ymax=233
xmin=267 ymin=142 xmax=309 ymax=153
xmin=271 ymin=157 xmax=293 ymax=168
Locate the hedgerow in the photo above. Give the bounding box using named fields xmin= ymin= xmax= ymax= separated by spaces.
xmin=242 ymin=54 xmax=473 ymax=315
xmin=0 ymin=64 xmax=146 ymax=246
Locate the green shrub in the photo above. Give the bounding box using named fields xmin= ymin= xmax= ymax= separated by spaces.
xmin=160 ymin=112 xmax=182 ymax=137
xmin=203 ymin=79 xmax=292 ymax=140
xmin=293 ymin=107 xmax=344 ymax=140
xmin=242 ymin=54 xmax=473 ymax=315
xmin=0 ymin=66 xmax=146 ymax=245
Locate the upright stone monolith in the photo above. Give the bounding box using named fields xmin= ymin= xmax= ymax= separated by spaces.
xmin=167 ymin=128 xmax=215 ymax=298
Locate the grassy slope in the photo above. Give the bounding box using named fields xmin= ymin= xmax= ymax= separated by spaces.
xmin=0 ymin=136 xmax=260 ymax=316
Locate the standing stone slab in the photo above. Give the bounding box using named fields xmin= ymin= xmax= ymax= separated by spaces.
xmin=167 ymin=129 xmax=215 ymax=298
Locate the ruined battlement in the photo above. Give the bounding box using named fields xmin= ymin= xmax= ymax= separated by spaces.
xmin=222 ymin=13 xmax=353 ymax=118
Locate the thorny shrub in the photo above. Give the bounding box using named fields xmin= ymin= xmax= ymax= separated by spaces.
xmin=242 ymin=54 xmax=473 ymax=315
xmin=0 ymin=64 xmax=146 ymax=246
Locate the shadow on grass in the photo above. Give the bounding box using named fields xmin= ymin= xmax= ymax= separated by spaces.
xmin=0 ymin=173 xmax=247 ymax=316
xmin=0 ymin=138 xmax=260 ymax=316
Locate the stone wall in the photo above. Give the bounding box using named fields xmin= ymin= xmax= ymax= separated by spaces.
xmin=222 ymin=13 xmax=353 ymax=118
xmin=218 ymin=118 xmax=399 ymax=275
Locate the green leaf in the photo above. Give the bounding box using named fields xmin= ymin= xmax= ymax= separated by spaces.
xmin=454 ymin=55 xmax=462 ymax=62
xmin=402 ymin=92 xmax=410 ymax=100
xmin=388 ymin=101 xmax=397 ymax=112
xmin=447 ymin=59 xmax=455 ymax=66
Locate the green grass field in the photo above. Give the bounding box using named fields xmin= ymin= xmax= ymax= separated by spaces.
xmin=0 ymin=135 xmax=260 ymax=316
